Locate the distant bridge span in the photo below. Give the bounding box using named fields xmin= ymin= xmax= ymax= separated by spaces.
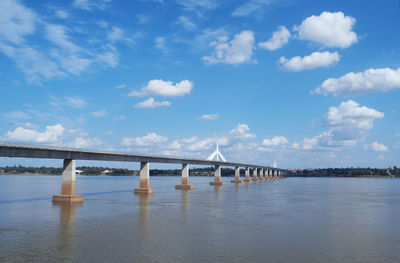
xmin=0 ymin=144 xmax=285 ymax=202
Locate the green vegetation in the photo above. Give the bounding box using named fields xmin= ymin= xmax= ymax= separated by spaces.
xmin=0 ymin=165 xmax=235 ymax=176
xmin=290 ymin=167 xmax=400 ymax=177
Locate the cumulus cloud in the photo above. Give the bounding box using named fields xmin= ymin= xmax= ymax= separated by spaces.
xmin=230 ymin=123 xmax=256 ymax=139
xmin=259 ymin=26 xmax=291 ymax=51
xmin=129 ymin=79 xmax=193 ymax=97
xmin=364 ymin=142 xmax=388 ymax=152
xmin=198 ymin=114 xmax=220 ymax=120
xmin=5 ymin=124 xmax=65 ymax=144
xmin=293 ymin=101 xmax=384 ymax=150
xmin=262 ymin=136 xmax=289 ymax=147
xmin=279 ymin=51 xmax=340 ymax=71
xmin=296 ymin=11 xmax=358 ymax=48
xmin=202 ymin=30 xmax=255 ymax=65
xmin=314 ymin=67 xmax=400 ymax=97
xmin=325 ymin=100 xmax=384 ymax=129
xmin=67 ymin=137 xmax=101 ymax=148
xmin=134 ymin=97 xmax=171 ymax=108
xmin=122 ymin=133 xmax=168 ymax=147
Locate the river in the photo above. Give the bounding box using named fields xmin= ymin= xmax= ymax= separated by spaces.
xmin=0 ymin=175 xmax=399 ymax=262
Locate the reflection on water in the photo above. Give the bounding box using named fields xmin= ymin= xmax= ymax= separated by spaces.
xmin=55 ymin=203 xmax=80 ymax=262
xmin=0 ymin=176 xmax=400 ymax=263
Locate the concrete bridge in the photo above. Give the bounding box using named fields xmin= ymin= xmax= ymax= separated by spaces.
xmin=0 ymin=144 xmax=286 ymax=203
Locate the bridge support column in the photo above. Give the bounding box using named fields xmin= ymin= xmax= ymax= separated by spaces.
xmin=53 ymin=159 xmax=83 ymax=203
xmin=231 ymin=166 xmax=242 ymax=183
xmin=243 ymin=167 xmax=251 ymax=182
xmin=273 ymin=170 xmax=277 ymax=179
xmin=264 ymin=169 xmax=269 ymax=181
xmin=134 ymin=162 xmax=154 ymax=194
xmin=268 ymin=169 xmax=273 ymax=180
xmin=259 ymin=168 xmax=264 ymax=181
xmin=210 ymin=165 xmax=225 ymax=185
xmin=252 ymin=168 xmax=259 ymax=181
xmin=176 ymin=163 xmax=195 ymax=189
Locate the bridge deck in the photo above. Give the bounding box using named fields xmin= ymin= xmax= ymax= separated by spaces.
xmin=0 ymin=144 xmax=280 ymax=170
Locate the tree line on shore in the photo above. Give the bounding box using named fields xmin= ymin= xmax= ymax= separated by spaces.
xmin=0 ymin=165 xmax=398 ymax=177
xmin=289 ymin=167 xmax=399 ymax=177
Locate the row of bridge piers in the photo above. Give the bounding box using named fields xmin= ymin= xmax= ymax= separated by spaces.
xmin=52 ymin=159 xmax=283 ymax=203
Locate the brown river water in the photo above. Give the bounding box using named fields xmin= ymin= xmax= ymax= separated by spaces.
xmin=0 ymin=175 xmax=399 ymax=263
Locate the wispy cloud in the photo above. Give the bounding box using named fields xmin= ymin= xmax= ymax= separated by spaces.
xmin=134 ymin=97 xmax=171 ymax=108
xmin=198 ymin=114 xmax=220 ymax=120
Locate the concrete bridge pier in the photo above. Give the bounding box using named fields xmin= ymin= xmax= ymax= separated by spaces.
xmin=264 ymin=169 xmax=269 ymax=180
xmin=243 ymin=167 xmax=251 ymax=182
xmin=52 ymin=159 xmax=83 ymax=203
xmin=134 ymin=162 xmax=154 ymax=194
xmin=176 ymin=163 xmax=195 ymax=189
xmin=252 ymin=168 xmax=259 ymax=182
xmin=273 ymin=170 xmax=278 ymax=179
xmin=259 ymin=168 xmax=264 ymax=181
xmin=210 ymin=165 xmax=225 ymax=185
xmin=231 ymin=166 xmax=242 ymax=183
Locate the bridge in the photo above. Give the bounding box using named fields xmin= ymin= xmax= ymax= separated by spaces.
xmin=0 ymin=144 xmax=286 ymax=203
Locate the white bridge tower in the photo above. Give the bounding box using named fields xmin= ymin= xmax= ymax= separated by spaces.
xmin=207 ymin=144 xmax=227 ymax=162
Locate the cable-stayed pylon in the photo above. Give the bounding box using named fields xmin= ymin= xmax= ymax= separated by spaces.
xmin=207 ymin=144 xmax=227 ymax=162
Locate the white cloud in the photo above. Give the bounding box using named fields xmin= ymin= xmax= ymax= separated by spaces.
xmin=232 ymin=0 xmax=273 ymax=17
xmin=0 ymin=42 xmax=66 ymax=83
xmin=262 ymin=136 xmax=289 ymax=147
xmin=134 ymin=97 xmax=171 ymax=108
xmin=67 ymin=137 xmax=101 ymax=148
xmin=5 ymin=124 xmax=65 ymax=144
xmin=91 ymin=110 xmax=107 ymax=117
xmin=155 ymin=37 xmax=167 ymax=53
xmin=129 ymin=79 xmax=193 ymax=97
xmin=55 ymin=10 xmax=69 ymax=19
xmin=177 ymin=0 xmax=218 ymax=11
xmin=314 ymin=67 xmax=400 ymax=97
xmin=73 ymin=0 xmax=111 ymax=11
xmin=177 ymin=16 xmax=196 ymax=31
xmin=259 ymin=26 xmax=291 ymax=51
xmin=364 ymin=142 xmax=388 ymax=152
xmin=279 ymin=51 xmax=340 ymax=71
xmin=198 ymin=114 xmax=220 ymax=120
xmin=64 ymin=96 xmax=87 ymax=109
xmin=45 ymin=24 xmax=81 ymax=53
xmin=202 ymin=30 xmax=255 ymax=65
xmin=325 ymin=100 xmax=384 ymax=130
xmin=3 ymin=110 xmax=30 ymax=120
xmin=293 ymin=101 xmax=384 ymax=151
xmin=107 ymin=26 xmax=124 ymax=42
xmin=24 ymin=123 xmax=39 ymax=129
xmin=296 ymin=11 xmax=358 ymax=48
xmin=0 ymin=0 xmax=36 ymax=45
xmin=114 ymin=83 xmax=126 ymax=89
xmin=396 ymin=133 xmax=400 ymax=137
xmin=122 ymin=133 xmax=168 ymax=147
xmin=230 ymin=123 xmax=256 ymax=139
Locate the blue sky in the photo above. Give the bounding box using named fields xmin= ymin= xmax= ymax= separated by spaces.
xmin=0 ymin=0 xmax=399 ymax=169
